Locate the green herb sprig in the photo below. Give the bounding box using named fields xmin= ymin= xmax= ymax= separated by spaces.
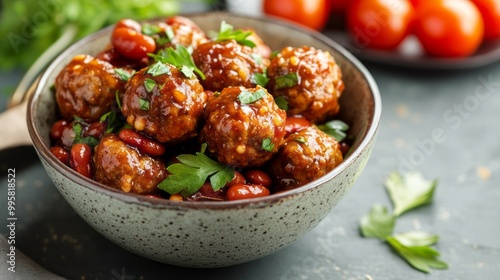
xmin=215 ymin=21 xmax=256 ymax=47
xmin=359 ymin=171 xmax=447 ymax=273
xmin=317 ymin=120 xmax=349 ymax=142
xmin=158 ymin=152 xmax=234 ymax=197
xmin=150 ymin=45 xmax=205 ymax=80
xmin=237 ymin=88 xmax=267 ymax=104
xmin=275 ymin=72 xmax=298 ymax=89
xmin=72 ymin=117 xmax=99 ymax=148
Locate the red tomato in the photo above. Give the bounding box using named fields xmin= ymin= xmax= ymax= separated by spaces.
xmin=408 ymin=0 xmax=423 ymax=8
xmin=111 ymin=27 xmax=156 ymax=61
xmin=347 ymin=0 xmax=414 ymax=50
xmin=413 ymin=0 xmax=484 ymax=57
xmin=263 ymin=0 xmax=328 ymax=30
xmin=470 ymin=0 xmax=500 ymax=40
xmin=328 ymin=0 xmax=350 ymax=12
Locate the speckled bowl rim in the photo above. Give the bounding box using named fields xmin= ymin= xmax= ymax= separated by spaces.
xmin=27 ymin=12 xmax=381 ymax=210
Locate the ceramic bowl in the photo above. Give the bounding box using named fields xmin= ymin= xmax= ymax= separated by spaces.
xmin=27 ymin=12 xmax=381 ymax=268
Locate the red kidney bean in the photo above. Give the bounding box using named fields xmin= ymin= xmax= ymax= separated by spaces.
xmin=227 ymin=171 xmax=246 ymax=188
xmin=118 ymin=129 xmax=165 ymax=157
xmin=339 ymin=142 xmax=350 ymax=156
xmin=199 ymin=182 xmax=226 ymax=200
xmin=83 ymin=121 xmax=107 ymax=139
xmin=50 ymin=146 xmax=69 ymax=165
xmin=285 ymin=116 xmax=311 ymax=136
xmin=115 ymin=18 xmax=141 ymax=32
xmin=244 ymin=169 xmax=272 ymax=188
xmin=111 ymin=27 xmax=156 ymax=61
xmin=226 ymin=183 xmax=270 ymax=201
xmin=61 ymin=125 xmax=76 ymax=149
xmin=50 ymin=120 xmax=70 ymax=141
xmin=166 ymin=16 xmax=200 ymax=29
xmin=70 ymin=143 xmax=93 ymax=178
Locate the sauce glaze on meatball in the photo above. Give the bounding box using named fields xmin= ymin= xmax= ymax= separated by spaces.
xmin=122 ymin=63 xmax=207 ymax=143
xmin=200 ymin=86 xmax=286 ymax=168
xmin=267 ymin=46 xmax=345 ymax=123
xmin=192 ymin=40 xmax=269 ymax=92
xmin=268 ymin=125 xmax=343 ymax=191
xmin=93 ymin=134 xmax=167 ymax=194
xmin=55 ymin=54 xmax=124 ymax=122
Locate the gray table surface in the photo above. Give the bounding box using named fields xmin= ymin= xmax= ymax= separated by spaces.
xmin=1 ymin=36 xmax=500 ymax=279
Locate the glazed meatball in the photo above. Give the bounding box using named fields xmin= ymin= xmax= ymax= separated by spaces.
xmin=122 ymin=63 xmax=207 ymax=143
xmin=163 ymin=16 xmax=209 ymax=49
xmin=267 ymin=46 xmax=345 ymax=123
xmin=268 ymin=125 xmax=343 ymax=191
xmin=192 ymin=40 xmax=269 ymax=92
xmin=93 ymin=134 xmax=167 ymax=194
xmin=201 ymin=86 xmax=286 ymax=168
xmin=55 ymin=55 xmax=124 ymax=122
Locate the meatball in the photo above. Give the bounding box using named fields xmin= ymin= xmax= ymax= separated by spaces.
xmin=93 ymin=134 xmax=167 ymax=194
xmin=122 ymin=63 xmax=207 ymax=143
xmin=55 ymin=54 xmax=124 ymax=122
xmin=192 ymin=40 xmax=269 ymax=92
xmin=163 ymin=16 xmax=209 ymax=49
xmin=267 ymin=46 xmax=345 ymax=123
xmin=200 ymin=86 xmax=286 ymax=168
xmin=268 ymin=125 xmax=343 ymax=191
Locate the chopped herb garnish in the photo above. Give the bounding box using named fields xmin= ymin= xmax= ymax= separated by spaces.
xmin=294 ymin=136 xmax=306 ymax=143
xmin=141 ymin=23 xmax=162 ymax=36
xmin=359 ymin=172 xmax=448 ymax=273
xmin=144 ymin=78 xmax=156 ymax=92
xmin=252 ymin=72 xmax=270 ymax=87
xmin=158 ymin=152 xmax=234 ymax=196
xmin=99 ymin=111 xmax=122 ymax=134
xmin=262 ymin=138 xmax=274 ymax=152
xmin=317 ymin=120 xmax=349 ymax=142
xmin=115 ymin=68 xmax=135 ymax=82
xmin=115 ymin=90 xmax=122 ymax=110
xmin=139 ymin=98 xmax=150 ymax=111
xmin=270 ymin=51 xmax=280 ymax=59
xmin=180 ymin=65 xmax=195 ymax=78
xmin=147 ymin=62 xmax=171 ymax=77
xmin=250 ymin=53 xmax=263 ymax=64
xmin=216 ymin=21 xmax=256 ymax=47
xmin=72 ymin=118 xmax=99 ymax=148
xmin=274 ymin=96 xmax=288 ymax=111
xmin=149 ymin=45 xmax=205 ymax=80
xmin=238 ymin=88 xmax=267 ymax=104
xmin=275 ymin=72 xmax=298 ymax=89
xmin=165 ymin=25 xmax=175 ymax=41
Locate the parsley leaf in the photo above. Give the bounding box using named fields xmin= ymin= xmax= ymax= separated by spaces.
xmin=115 ymin=68 xmax=135 ymax=81
xmin=317 ymin=120 xmax=349 ymax=142
xmin=141 ymin=23 xmax=162 ymax=36
xmin=99 ymin=111 xmax=122 ymax=134
xmin=387 ymin=236 xmax=448 ymax=273
xmin=144 ymin=78 xmax=156 ymax=92
xmin=252 ymin=72 xmax=270 ymax=87
xmin=149 ymin=45 xmax=206 ymax=80
xmin=147 ymin=62 xmax=171 ymax=77
xmin=262 ymin=138 xmax=274 ymax=152
xmin=275 ymin=72 xmax=298 ymax=89
xmin=115 ymin=90 xmax=122 ymax=110
xmin=158 ymin=152 xmax=234 ymax=197
xmin=238 ymin=88 xmax=267 ymax=104
xmin=72 ymin=118 xmax=99 ymax=148
xmin=274 ymin=96 xmax=289 ymax=111
xmin=385 ymin=172 xmax=438 ymax=216
xmin=139 ymin=98 xmax=150 ymax=111
xmin=393 ymin=231 xmax=439 ymax=247
xmin=216 ymin=21 xmax=256 ymax=47
xmin=360 ymin=204 xmax=396 ymax=239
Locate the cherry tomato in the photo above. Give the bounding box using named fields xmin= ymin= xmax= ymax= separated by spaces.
xmin=347 ymin=0 xmax=414 ymax=50
xmin=413 ymin=0 xmax=484 ymax=57
xmin=470 ymin=0 xmax=500 ymax=40
xmin=263 ymin=0 xmax=328 ymax=30
xmin=111 ymin=27 xmax=156 ymax=61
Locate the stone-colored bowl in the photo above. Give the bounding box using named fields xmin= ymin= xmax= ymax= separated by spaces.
xmin=27 ymin=12 xmax=381 ymax=268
